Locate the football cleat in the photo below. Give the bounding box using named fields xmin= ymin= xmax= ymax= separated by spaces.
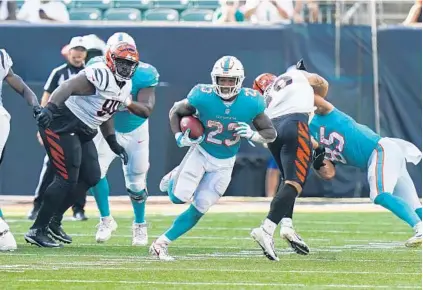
xmin=132 ymin=222 xmax=148 ymax=246
xmin=24 ymin=228 xmax=63 ymax=248
xmin=149 ymin=240 xmax=175 ymax=261
xmin=280 ymin=218 xmax=310 ymax=255
xmin=405 ymin=222 xmax=422 ymax=248
xmin=159 ymin=171 xmax=172 ymax=193
xmin=48 ymin=219 xmax=72 ymax=244
xmin=73 ymin=210 xmax=88 ymax=221
xmin=0 ymin=218 xmax=17 ymax=251
xmin=250 ymin=227 xmax=279 ymax=261
xmin=95 ymin=216 xmax=118 ymax=243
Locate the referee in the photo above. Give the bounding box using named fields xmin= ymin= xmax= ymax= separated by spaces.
xmin=28 ymin=36 xmax=88 ymax=221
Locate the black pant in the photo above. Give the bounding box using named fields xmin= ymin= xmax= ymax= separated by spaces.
xmin=34 ymin=160 xmax=87 ymax=213
xmin=267 ymin=113 xmax=312 ymax=187
xmin=31 ymin=107 xmax=100 ymax=229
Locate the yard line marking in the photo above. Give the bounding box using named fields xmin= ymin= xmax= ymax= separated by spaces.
xmin=12 ymin=265 xmax=421 ymax=276
xmin=16 ymin=279 xmax=421 ymax=288
xmin=3 ymin=253 xmax=420 ymax=264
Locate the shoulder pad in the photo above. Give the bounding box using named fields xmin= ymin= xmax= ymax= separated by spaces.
xmin=84 ymin=62 xmax=112 ymax=92
xmin=133 ymin=62 xmax=160 ymax=87
xmin=86 ymin=56 xmax=104 ymax=67
xmin=240 ymin=87 xmax=261 ymax=98
xmin=189 ymin=84 xmax=213 ymax=96
xmin=0 ymin=49 xmax=13 ymax=74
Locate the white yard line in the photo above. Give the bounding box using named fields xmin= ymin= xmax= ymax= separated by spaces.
xmin=4 ymin=265 xmax=420 ymax=276
xmin=15 ymin=279 xmax=421 ymax=289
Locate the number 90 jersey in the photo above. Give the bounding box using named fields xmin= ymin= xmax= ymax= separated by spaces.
xmin=65 ymin=61 xmax=132 ymax=129
xmin=265 ymin=70 xmax=314 ymax=119
xmin=187 ymin=84 xmax=266 ymax=159
xmin=309 ymin=108 xmax=381 ymax=169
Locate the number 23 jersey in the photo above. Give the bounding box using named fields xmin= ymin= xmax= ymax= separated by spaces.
xmin=187 ymin=84 xmax=266 ymax=159
xmin=309 ymin=108 xmax=381 ymax=169
xmin=65 ymin=62 xmax=132 ymax=129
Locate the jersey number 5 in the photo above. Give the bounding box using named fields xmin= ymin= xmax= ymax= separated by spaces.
xmin=207 ymin=121 xmax=240 ymax=146
xmin=97 ymin=100 xmax=121 ymax=117
xmin=319 ymin=127 xmax=347 ymax=164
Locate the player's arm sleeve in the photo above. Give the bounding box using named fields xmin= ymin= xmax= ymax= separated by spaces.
xmin=186 ymin=85 xmax=203 ymax=111
xmin=169 ymin=87 xmax=198 ymax=135
xmin=250 ymin=94 xmax=276 ymax=143
xmin=0 ymin=49 xmax=13 ymax=77
xmin=84 ymin=66 xmax=110 ymax=92
xmin=43 ymin=69 xmax=60 ymax=93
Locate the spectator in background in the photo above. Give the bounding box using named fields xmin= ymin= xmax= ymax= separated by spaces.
xmin=213 ymin=0 xmax=245 ymax=23
xmin=0 ymin=0 xmax=17 ymax=20
xmin=17 ymin=0 xmax=69 ymax=23
xmin=242 ymin=0 xmax=303 ymax=24
xmin=403 ymin=0 xmax=422 ymax=26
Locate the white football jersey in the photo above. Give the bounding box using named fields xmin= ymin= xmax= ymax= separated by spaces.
xmin=264 ymin=70 xmax=314 ymax=119
xmin=0 ymin=49 xmax=13 ymax=107
xmin=65 ymin=62 xmax=132 ymax=129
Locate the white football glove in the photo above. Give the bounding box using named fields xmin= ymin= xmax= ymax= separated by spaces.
xmin=175 ymin=129 xmax=204 ymax=148
xmin=235 ymin=122 xmax=256 ymax=140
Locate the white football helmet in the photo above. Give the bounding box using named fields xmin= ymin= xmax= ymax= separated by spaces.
xmin=107 ymin=32 xmax=136 ymax=49
xmin=211 ymin=56 xmax=245 ymax=100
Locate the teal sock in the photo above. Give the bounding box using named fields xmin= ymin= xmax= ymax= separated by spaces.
xmin=374 ymin=193 xmax=421 ymax=227
xmin=416 ymin=208 xmax=422 ymax=220
xmin=89 ymin=177 xmax=110 ymax=218
xmin=129 ymin=189 xmax=147 ymax=224
xmin=0 ymin=208 xmax=3 ymax=218
xmin=168 ymin=178 xmax=184 ymax=204
xmin=165 ymin=205 xmax=203 ymax=241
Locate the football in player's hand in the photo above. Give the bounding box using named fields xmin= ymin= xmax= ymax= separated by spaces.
xmin=180 ymin=116 xmax=204 ymax=139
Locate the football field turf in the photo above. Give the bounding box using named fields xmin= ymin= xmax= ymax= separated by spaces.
xmin=0 ymin=210 xmax=421 ymax=289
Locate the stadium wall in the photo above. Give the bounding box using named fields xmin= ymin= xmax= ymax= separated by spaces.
xmin=0 ymin=23 xmax=421 ymax=197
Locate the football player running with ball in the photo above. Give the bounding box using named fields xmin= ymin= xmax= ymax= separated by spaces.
xmin=150 ymin=56 xmax=277 ymax=261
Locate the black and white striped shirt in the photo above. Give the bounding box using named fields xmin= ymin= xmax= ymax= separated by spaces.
xmin=44 ymin=63 xmax=84 ymax=94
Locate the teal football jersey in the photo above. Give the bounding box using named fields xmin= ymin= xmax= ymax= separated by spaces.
xmin=86 ymin=57 xmax=159 ymax=133
xmin=187 ymin=84 xmax=266 ymax=159
xmin=309 ymin=108 xmax=382 ymax=169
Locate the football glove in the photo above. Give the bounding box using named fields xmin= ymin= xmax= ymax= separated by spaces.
xmin=312 ymin=145 xmax=326 ymax=170
xmin=36 ymin=103 xmax=57 ymax=129
xmin=105 ymin=134 xmax=128 ymax=165
xmin=235 ymin=122 xmax=255 ymax=140
xmin=175 ymin=130 xmax=204 ymax=148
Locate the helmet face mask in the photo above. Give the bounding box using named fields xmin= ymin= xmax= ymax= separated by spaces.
xmin=106 ymin=42 xmax=139 ymax=82
xmin=211 ymin=56 xmax=245 ymax=100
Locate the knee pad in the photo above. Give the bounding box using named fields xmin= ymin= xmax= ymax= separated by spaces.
xmin=193 ymin=196 xmax=215 ymax=214
xmin=127 ymin=188 xmax=148 ymax=203
xmin=126 ymin=173 xmax=147 ymax=193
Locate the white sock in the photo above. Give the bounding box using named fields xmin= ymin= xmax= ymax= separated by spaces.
xmin=157 ymin=234 xmax=171 ymax=244
xmin=281 ymin=218 xmax=293 ymax=228
xmin=262 ymin=218 xmax=277 ymax=236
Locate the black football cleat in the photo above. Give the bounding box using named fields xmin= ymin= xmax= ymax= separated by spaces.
xmin=73 ymin=210 xmax=88 ymax=221
xmin=48 ymin=219 xmax=72 ymax=244
xmin=24 ymin=228 xmax=63 ymax=248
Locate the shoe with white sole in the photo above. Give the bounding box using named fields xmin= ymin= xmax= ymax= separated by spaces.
xmin=149 ymin=240 xmax=175 ymax=261
xmin=405 ymin=222 xmax=422 ymax=248
xmin=0 ymin=218 xmax=17 ymax=251
xmin=95 ymin=216 xmax=118 ymax=243
xmin=280 ymin=218 xmax=310 ymax=255
xmin=132 ymin=222 xmax=148 ymax=246
xmin=250 ymin=227 xmax=279 ymax=261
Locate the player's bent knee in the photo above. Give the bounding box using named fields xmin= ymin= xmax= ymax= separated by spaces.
xmin=193 ymin=197 xmax=215 ymax=214
xmin=83 ymin=170 xmax=101 ymax=188
xmin=127 ymin=188 xmax=148 ymax=203
xmin=169 ymin=192 xmax=185 ymax=204
xmin=285 ymin=180 xmax=302 ymax=194
xmin=126 ymin=174 xmax=147 ymax=193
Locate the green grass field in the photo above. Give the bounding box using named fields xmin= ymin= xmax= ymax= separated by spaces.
xmin=0 ymin=211 xmax=421 ymax=289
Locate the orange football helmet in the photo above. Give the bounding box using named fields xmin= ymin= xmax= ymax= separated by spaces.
xmin=252 ymin=73 xmax=277 ymax=95
xmin=106 ymin=42 xmax=139 ymax=81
